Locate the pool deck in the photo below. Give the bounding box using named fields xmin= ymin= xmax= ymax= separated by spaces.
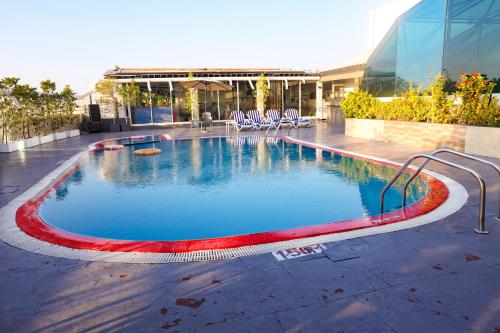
xmin=1 ymin=123 xmax=499 ymax=333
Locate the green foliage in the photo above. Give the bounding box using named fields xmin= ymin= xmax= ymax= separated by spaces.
xmin=116 ymin=79 xmax=141 ymax=106
xmin=95 ymin=79 xmax=119 ymax=119
xmin=0 ymin=77 xmax=78 ymax=143
xmin=339 ymin=89 xmax=379 ymax=119
xmin=183 ymin=73 xmax=199 ymax=119
xmin=455 ymin=73 xmax=499 ymax=126
xmin=253 ymin=73 xmax=270 ymax=112
xmin=340 ymin=73 xmax=499 ymax=127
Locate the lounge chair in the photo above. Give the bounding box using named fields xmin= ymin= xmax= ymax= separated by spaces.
xmin=246 ymin=110 xmax=272 ymax=129
xmin=285 ymin=108 xmax=312 ymax=128
xmin=265 ymin=109 xmax=285 ymax=129
xmin=230 ymin=111 xmax=255 ymax=131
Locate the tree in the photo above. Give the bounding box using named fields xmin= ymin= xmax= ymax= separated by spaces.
xmin=40 ymin=79 xmax=57 ymax=132
xmin=183 ymin=73 xmax=199 ymax=122
xmin=60 ymin=85 xmax=77 ymax=130
xmin=116 ymin=80 xmax=140 ymax=123
xmin=95 ymin=79 xmax=119 ymax=122
xmin=12 ymin=83 xmax=39 ymax=137
xmin=254 ymin=73 xmax=270 ymax=115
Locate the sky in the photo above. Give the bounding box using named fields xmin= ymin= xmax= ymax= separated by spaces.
xmin=1 ymin=0 xmax=395 ymax=93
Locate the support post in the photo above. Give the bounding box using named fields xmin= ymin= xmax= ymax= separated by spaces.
xmin=217 ymin=90 xmax=220 ymax=120
xmin=299 ymin=81 xmax=302 ymax=117
xmin=147 ymin=80 xmax=153 ymax=124
xmin=236 ymin=81 xmax=240 ymax=111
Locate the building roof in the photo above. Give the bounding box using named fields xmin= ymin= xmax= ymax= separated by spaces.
xmin=320 ymin=63 xmax=366 ymax=77
xmin=104 ymin=67 xmax=319 ymax=79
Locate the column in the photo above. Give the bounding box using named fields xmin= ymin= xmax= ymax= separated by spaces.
xmin=315 ymin=81 xmax=323 ymax=119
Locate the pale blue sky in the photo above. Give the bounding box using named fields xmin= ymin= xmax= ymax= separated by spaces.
xmin=1 ymin=0 xmax=393 ymax=93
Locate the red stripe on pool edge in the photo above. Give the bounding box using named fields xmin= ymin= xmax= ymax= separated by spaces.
xmin=15 ymin=136 xmax=449 ymax=253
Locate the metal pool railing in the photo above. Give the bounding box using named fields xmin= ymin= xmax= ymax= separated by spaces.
xmin=379 ymin=151 xmax=498 ymax=234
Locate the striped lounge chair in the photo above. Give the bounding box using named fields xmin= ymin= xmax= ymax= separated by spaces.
xmin=265 ymin=109 xmax=286 ymax=129
xmin=285 ymin=108 xmax=312 ymax=128
xmin=246 ymin=110 xmax=272 ymax=130
xmin=230 ymin=111 xmax=255 ymax=131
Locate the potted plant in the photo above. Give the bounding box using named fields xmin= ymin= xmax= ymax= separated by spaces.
xmin=95 ymin=79 xmax=120 ymax=132
xmin=0 ymin=94 xmax=23 ymax=152
xmin=254 ymin=73 xmax=270 ymax=115
xmin=184 ymin=73 xmax=200 ymax=127
xmin=116 ymin=80 xmax=140 ymax=131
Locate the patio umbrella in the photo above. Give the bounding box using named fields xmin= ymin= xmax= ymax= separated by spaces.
xmin=181 ymin=80 xmax=232 ymax=116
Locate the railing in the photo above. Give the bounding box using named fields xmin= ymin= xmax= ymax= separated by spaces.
xmin=402 ymin=148 xmax=500 ymax=207
xmin=379 ymin=153 xmax=493 ymax=234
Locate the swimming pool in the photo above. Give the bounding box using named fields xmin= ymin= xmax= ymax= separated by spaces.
xmin=9 ymin=135 xmax=464 ymax=262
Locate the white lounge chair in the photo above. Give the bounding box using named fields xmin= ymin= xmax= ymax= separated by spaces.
xmin=230 ymin=111 xmax=255 ymax=131
xmin=246 ymin=110 xmax=272 ymax=130
xmin=285 ymin=108 xmax=312 ymax=128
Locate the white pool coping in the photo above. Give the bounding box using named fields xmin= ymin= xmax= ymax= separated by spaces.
xmin=0 ymin=136 xmax=468 ymax=263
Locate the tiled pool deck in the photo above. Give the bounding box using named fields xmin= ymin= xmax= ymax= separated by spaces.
xmin=1 ymin=123 xmax=499 ymax=333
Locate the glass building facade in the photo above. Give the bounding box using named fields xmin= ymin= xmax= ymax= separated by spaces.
xmin=362 ymin=0 xmax=500 ymax=96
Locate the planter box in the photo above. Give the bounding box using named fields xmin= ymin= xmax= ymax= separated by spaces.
xmin=345 ymin=118 xmax=500 ymax=158
xmin=109 ymin=123 xmax=120 ymax=132
xmin=0 ymin=141 xmax=24 ymax=153
xmin=67 ymin=129 xmax=80 ymax=137
xmin=120 ymin=123 xmax=131 ymax=132
xmin=39 ymin=134 xmax=54 ymax=144
xmin=345 ymin=118 xmax=384 ymax=141
xmin=22 ymin=136 xmax=40 ymax=149
xmin=465 ymin=126 xmax=500 ymax=158
xmin=54 ymin=132 xmax=67 ymax=140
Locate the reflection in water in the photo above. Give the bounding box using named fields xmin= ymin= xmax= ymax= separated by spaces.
xmin=56 ymin=137 xmax=425 ymax=216
xmin=55 ymin=168 xmax=85 ymax=201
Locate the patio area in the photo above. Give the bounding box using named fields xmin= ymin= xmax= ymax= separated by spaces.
xmin=1 ymin=123 xmax=499 ymax=333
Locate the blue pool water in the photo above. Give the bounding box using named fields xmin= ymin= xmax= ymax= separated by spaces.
xmin=39 ymin=136 xmax=427 ymax=241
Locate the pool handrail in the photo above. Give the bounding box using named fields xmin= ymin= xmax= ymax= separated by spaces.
xmin=379 ymin=153 xmax=488 ymax=234
xmin=401 ymin=149 xmax=499 ymax=209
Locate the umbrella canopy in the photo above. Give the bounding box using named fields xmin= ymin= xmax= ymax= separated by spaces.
xmin=181 ymin=80 xmax=232 ymax=91
xmin=181 ymin=80 xmax=233 ymax=116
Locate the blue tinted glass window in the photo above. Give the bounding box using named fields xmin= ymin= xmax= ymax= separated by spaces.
xmin=444 ymin=0 xmax=500 ymax=91
xmin=395 ymin=0 xmax=446 ymax=94
xmin=361 ymin=24 xmax=398 ymax=96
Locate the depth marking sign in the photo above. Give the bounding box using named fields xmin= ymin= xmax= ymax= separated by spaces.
xmin=272 ymin=244 xmax=326 ymax=261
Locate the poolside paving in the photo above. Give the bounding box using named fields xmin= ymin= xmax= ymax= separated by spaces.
xmin=1 ymin=123 xmax=499 ymax=333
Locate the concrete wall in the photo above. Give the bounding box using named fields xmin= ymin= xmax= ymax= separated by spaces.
xmin=465 ymin=126 xmax=500 ymax=158
xmin=346 ymin=118 xmax=385 ymax=141
xmin=345 ymin=118 xmax=500 ymax=158
xmin=383 ymin=121 xmax=466 ymax=151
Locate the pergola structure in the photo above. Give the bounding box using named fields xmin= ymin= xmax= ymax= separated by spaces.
xmin=102 ymin=68 xmax=321 ymax=125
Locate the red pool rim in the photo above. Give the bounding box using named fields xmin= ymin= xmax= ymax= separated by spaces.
xmin=16 ymin=135 xmax=449 ymax=253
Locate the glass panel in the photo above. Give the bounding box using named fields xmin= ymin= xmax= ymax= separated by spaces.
xmin=444 ymin=0 xmax=500 ymax=91
xmin=301 ymin=82 xmax=316 ymax=116
xmin=238 ymin=81 xmax=254 ymax=111
xmin=131 ymin=83 xmax=152 ymax=124
xmin=151 ymin=83 xmax=173 ymax=123
xmin=198 ymin=89 xmax=219 ymax=120
xmin=285 ymin=81 xmax=300 ymax=110
xmin=395 ymin=0 xmax=446 ymax=94
xmin=362 ymin=0 xmax=447 ymax=96
xmin=220 ymin=85 xmax=237 ymax=120
xmin=172 ymin=84 xmax=189 ymax=122
xmin=361 ymin=23 xmax=398 ymax=96
xmin=267 ymin=81 xmax=282 ymax=113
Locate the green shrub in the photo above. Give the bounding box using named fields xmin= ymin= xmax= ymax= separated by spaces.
xmin=340 ymin=73 xmax=499 ymax=127
xmin=339 ymin=89 xmax=379 ymax=119
xmin=456 ymin=73 xmax=499 ymax=126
